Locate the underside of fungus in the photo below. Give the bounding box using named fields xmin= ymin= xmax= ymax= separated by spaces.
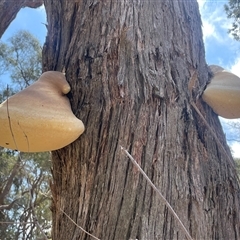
xmin=202 ymin=65 xmax=240 ymax=119
xmin=0 ymin=71 xmax=85 ymax=152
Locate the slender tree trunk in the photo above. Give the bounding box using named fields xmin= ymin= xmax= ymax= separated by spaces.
xmin=43 ymin=1 xmax=240 ymax=239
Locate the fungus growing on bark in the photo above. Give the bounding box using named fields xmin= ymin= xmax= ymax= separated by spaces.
xmin=0 ymin=71 xmax=84 ymax=152
xmin=202 ymin=65 xmax=240 ymax=119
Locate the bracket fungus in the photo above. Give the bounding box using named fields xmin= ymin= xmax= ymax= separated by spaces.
xmin=202 ymin=65 xmax=240 ymax=119
xmin=0 ymin=71 xmax=85 ymax=152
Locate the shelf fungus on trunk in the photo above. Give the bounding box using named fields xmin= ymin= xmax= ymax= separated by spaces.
xmin=202 ymin=65 xmax=240 ymax=119
xmin=0 ymin=71 xmax=85 ymax=152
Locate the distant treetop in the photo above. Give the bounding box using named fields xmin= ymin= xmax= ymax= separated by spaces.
xmin=225 ymin=0 xmax=240 ymax=41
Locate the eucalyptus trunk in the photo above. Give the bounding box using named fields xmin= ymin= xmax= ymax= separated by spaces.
xmin=42 ymin=1 xmax=240 ymax=239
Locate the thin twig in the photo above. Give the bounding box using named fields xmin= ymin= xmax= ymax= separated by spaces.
xmin=120 ymin=146 xmax=193 ymax=240
xmin=189 ymin=72 xmax=239 ymax=180
xmin=0 ymin=198 xmax=21 ymax=210
xmin=6 ymin=85 xmax=19 ymax=151
xmin=0 ymin=221 xmax=35 ymax=224
xmin=29 ymin=182 xmax=48 ymax=240
xmin=60 ymin=209 xmax=100 ymax=240
xmin=0 ymin=155 xmax=22 ymax=202
xmin=191 ymin=102 xmax=239 ymax=181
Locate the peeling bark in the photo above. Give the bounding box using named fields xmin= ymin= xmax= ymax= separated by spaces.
xmin=0 ymin=0 xmax=43 ymax=38
xmin=43 ymin=1 xmax=240 ymax=239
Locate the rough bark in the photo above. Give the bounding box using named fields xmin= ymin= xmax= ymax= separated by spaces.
xmin=0 ymin=0 xmax=43 ymax=38
xmin=42 ymin=1 xmax=240 ymax=239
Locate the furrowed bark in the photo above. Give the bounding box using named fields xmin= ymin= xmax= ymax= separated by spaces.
xmin=43 ymin=1 xmax=240 ymax=239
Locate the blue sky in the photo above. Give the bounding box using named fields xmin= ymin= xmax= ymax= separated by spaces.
xmin=1 ymin=6 xmax=47 ymax=44
xmin=197 ymin=0 xmax=240 ymax=158
xmin=1 ymin=2 xmax=240 ymax=157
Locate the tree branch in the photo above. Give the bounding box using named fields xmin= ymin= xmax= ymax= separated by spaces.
xmin=0 ymin=197 xmax=20 ymax=210
xmin=0 ymin=0 xmax=43 ymax=38
xmin=0 ymin=155 xmax=22 ymax=204
xmin=29 ymin=189 xmax=48 ymax=240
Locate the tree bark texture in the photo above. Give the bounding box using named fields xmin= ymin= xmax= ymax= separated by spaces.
xmin=0 ymin=0 xmax=43 ymax=38
xmin=42 ymin=1 xmax=240 ymax=239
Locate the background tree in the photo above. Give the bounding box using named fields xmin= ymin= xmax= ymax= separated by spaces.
xmin=0 ymin=30 xmax=51 ymax=240
xmin=225 ymin=0 xmax=240 ymax=40
xmin=0 ymin=41 xmax=8 ymax=76
xmin=227 ymin=120 xmax=240 ymax=175
xmin=0 ymin=30 xmax=42 ymax=89
xmin=228 ymin=121 xmax=240 ymax=142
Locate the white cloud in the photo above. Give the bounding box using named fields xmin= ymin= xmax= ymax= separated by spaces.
xmin=198 ymin=1 xmax=232 ymax=44
xmin=197 ymin=0 xmax=207 ymax=11
xmin=231 ymin=142 xmax=240 ymax=158
xmin=197 ymin=0 xmax=240 ymax=159
xmin=202 ymin=20 xmax=217 ymax=42
xmin=220 ymin=118 xmax=240 ymax=159
xmin=229 ymin=57 xmax=240 ymax=77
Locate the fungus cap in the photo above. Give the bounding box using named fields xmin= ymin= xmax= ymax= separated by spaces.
xmin=0 ymin=71 xmax=85 ymax=152
xmin=202 ymin=65 xmax=240 ymax=119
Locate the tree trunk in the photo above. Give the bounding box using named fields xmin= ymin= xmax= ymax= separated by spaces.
xmin=42 ymin=1 xmax=240 ymax=239
xmin=0 ymin=0 xmax=43 ymax=38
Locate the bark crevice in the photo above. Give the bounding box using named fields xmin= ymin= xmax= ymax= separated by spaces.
xmin=42 ymin=1 xmax=240 ymax=239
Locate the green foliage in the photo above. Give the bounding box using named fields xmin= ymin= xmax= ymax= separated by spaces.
xmin=0 ymin=30 xmax=52 ymax=239
xmin=5 ymin=153 xmax=52 ymax=239
xmin=0 ymin=30 xmax=42 ymax=88
xmin=225 ymin=0 xmax=240 ymax=41
xmin=227 ymin=121 xmax=240 ymax=146
xmin=227 ymin=120 xmax=240 ymax=176
xmin=0 ymin=42 xmax=8 ymax=76
xmin=0 ymin=86 xmax=15 ymax=102
xmin=0 ymin=152 xmax=52 ymax=239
